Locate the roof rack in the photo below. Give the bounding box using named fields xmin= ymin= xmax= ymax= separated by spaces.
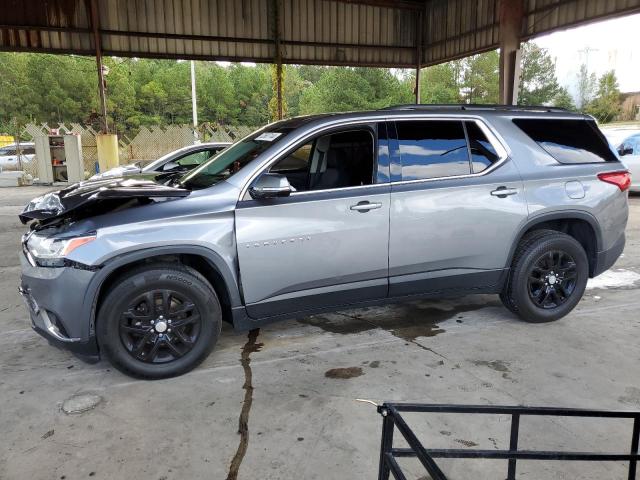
xmin=380 ymin=104 xmax=570 ymax=113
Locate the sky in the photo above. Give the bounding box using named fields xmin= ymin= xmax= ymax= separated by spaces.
xmin=533 ymin=13 xmax=640 ymax=96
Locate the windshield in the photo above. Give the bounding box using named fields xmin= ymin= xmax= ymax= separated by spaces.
xmin=180 ymin=128 xmax=294 ymax=189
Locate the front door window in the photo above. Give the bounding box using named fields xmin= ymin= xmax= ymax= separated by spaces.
xmin=268 ymin=129 xmax=375 ymax=191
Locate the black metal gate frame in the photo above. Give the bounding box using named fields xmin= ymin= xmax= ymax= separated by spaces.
xmin=377 ymin=403 xmax=640 ymax=480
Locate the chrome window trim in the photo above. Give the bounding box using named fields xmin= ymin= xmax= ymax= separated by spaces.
xmin=238 ymin=114 xmax=511 ymax=200
xmin=282 ymin=181 xmax=387 ymax=197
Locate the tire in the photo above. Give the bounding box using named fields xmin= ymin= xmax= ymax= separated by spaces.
xmin=97 ymin=263 xmax=222 ymax=379
xmin=500 ymin=229 xmax=589 ymax=323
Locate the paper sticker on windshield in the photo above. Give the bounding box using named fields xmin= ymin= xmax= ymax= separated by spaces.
xmin=255 ymin=132 xmax=282 ymax=142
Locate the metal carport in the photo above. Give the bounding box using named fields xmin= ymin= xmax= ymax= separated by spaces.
xmin=2 ymin=0 xmax=640 ymax=121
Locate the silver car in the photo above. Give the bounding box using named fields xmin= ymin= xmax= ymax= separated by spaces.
xmin=89 ymin=142 xmax=230 ymax=180
xmin=19 ymin=106 xmax=629 ymax=378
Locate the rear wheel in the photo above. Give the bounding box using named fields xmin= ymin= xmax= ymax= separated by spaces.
xmin=500 ymin=230 xmax=589 ymax=323
xmin=97 ymin=263 xmax=221 ymax=379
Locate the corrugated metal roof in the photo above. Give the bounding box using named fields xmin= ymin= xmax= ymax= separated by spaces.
xmin=1 ymin=0 xmax=639 ymax=67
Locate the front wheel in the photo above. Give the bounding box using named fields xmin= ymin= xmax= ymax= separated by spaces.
xmin=97 ymin=263 xmax=221 ymax=379
xmin=500 ymin=230 xmax=589 ymax=323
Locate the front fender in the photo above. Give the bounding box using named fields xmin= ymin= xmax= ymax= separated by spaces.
xmin=81 ymin=245 xmax=242 ymax=338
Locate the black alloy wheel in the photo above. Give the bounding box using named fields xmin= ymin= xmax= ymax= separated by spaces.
xmin=500 ymin=229 xmax=589 ymax=323
xmin=119 ymin=289 xmax=202 ymax=363
xmin=527 ymin=250 xmax=578 ymax=309
xmin=97 ymin=263 xmax=221 ymax=379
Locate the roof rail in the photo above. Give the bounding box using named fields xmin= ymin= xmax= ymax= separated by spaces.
xmin=380 ymin=104 xmax=570 ymax=113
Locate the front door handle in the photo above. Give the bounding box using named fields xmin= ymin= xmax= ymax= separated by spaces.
xmin=350 ymin=201 xmax=382 ymax=212
xmin=490 ymin=186 xmax=518 ymax=198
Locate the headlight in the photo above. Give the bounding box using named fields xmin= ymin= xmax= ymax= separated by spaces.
xmin=26 ymin=233 xmax=96 ymax=267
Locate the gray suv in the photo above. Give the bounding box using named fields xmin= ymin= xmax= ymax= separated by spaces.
xmin=19 ymin=105 xmax=629 ymax=379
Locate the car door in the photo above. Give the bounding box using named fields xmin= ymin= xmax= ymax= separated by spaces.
xmin=387 ymin=118 xmax=528 ymax=296
xmin=235 ymin=123 xmax=391 ymax=318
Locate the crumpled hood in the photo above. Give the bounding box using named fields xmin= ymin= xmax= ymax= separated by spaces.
xmin=19 ymin=177 xmax=190 ymax=227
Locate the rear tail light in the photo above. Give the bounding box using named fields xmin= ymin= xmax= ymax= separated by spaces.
xmin=598 ymin=171 xmax=631 ymax=191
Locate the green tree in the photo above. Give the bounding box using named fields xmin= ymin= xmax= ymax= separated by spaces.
xmin=418 ymin=62 xmax=461 ymax=104
xmin=268 ymin=64 xmax=288 ymax=121
xmin=282 ymin=65 xmax=307 ymax=117
xmin=229 ymin=64 xmax=271 ymax=126
xmin=518 ymin=42 xmax=560 ymax=106
xmin=198 ymin=62 xmax=237 ymax=124
xmin=299 ymin=68 xmax=372 ymax=114
xmin=103 ymin=58 xmax=137 ymax=134
xmin=576 ymin=64 xmax=597 ymax=109
xmin=462 ymin=51 xmax=499 ymax=104
xmin=552 ymin=86 xmax=576 ymax=111
xmin=138 ymin=80 xmax=167 ymax=122
xmin=0 ymin=53 xmax=34 ymax=132
xmin=585 ymin=70 xmax=621 ymax=123
xmin=298 ymin=67 xmax=412 ymax=114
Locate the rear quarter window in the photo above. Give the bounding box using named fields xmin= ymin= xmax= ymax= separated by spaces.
xmin=512 ymin=119 xmax=618 ymax=164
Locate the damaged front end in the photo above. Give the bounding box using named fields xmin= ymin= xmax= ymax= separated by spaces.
xmin=19 ymin=177 xmax=190 ymax=230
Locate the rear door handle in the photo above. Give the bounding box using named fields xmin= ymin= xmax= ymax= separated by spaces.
xmin=490 ymin=186 xmax=518 ymax=198
xmin=350 ymin=201 xmax=382 ymax=212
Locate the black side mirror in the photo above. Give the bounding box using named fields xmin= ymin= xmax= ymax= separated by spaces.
xmin=249 ymin=173 xmax=293 ymax=199
xmin=618 ymin=144 xmax=634 ymax=156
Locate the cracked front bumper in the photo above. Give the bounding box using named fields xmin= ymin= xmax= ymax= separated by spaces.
xmin=19 ymin=252 xmax=100 ymax=361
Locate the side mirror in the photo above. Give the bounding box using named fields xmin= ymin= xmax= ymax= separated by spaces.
xmin=249 ymin=173 xmax=292 ymax=199
xmin=618 ymin=144 xmax=634 ymax=157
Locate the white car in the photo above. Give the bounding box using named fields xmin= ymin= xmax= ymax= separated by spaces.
xmin=616 ymin=133 xmax=640 ymax=192
xmin=0 ymin=143 xmax=35 ymax=171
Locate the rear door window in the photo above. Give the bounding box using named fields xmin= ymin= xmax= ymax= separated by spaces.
xmin=395 ymin=120 xmax=471 ymax=181
xmin=512 ymin=118 xmax=618 ymax=164
xmin=465 ymin=121 xmax=499 ymax=173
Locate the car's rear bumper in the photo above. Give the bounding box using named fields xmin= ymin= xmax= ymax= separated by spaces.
xmin=592 ymin=232 xmax=625 ymax=277
xmin=19 ymin=253 xmax=100 ymax=362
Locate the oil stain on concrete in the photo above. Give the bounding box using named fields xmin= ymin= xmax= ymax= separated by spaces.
xmin=472 ymin=359 xmax=515 ymax=381
xmin=324 ymin=367 xmax=364 ymax=379
xmin=472 ymin=360 xmax=510 ymax=373
xmin=299 ymin=299 xmax=500 ymax=342
xmin=454 ymin=438 xmax=479 ymax=447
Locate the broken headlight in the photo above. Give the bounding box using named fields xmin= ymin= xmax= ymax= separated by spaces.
xmin=26 ymin=233 xmax=96 ymax=267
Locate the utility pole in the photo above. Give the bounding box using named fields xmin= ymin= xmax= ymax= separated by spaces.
xmin=190 ymin=60 xmax=199 ymax=143
xmin=90 ymin=0 xmax=108 ymax=133
xmin=273 ymin=0 xmax=283 ymax=120
xmin=415 ymin=10 xmax=423 ymax=104
xmin=578 ymin=46 xmax=599 ymax=70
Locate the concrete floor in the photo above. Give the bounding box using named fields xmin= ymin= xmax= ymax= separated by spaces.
xmin=1 ymin=186 xmax=639 ymax=480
